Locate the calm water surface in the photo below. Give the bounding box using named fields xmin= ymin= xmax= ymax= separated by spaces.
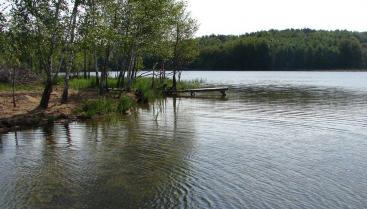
xmin=1 ymin=71 xmax=367 ymax=209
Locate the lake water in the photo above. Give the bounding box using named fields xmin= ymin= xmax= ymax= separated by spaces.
xmin=1 ymin=71 xmax=367 ymax=209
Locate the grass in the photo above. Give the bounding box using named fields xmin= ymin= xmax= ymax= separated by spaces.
xmin=117 ymin=96 xmax=134 ymax=113
xmin=79 ymin=96 xmax=135 ymax=118
xmin=69 ymin=78 xmax=97 ymax=90
xmin=75 ymin=76 xmax=204 ymax=117
xmin=132 ymin=77 xmax=204 ymax=101
xmin=1 ymin=75 xmax=204 ymax=118
xmin=68 ymin=77 xmax=118 ymax=90
xmin=0 ymin=83 xmax=43 ymax=92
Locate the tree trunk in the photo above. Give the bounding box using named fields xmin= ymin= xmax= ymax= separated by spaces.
xmin=126 ymin=56 xmax=135 ymax=90
xmin=172 ymin=70 xmax=177 ymax=91
xmin=61 ymin=65 xmax=70 ymax=103
xmin=151 ymin=63 xmax=156 ymax=88
xmin=61 ymin=0 xmax=80 ymax=103
xmin=12 ymin=67 xmax=16 ymax=108
xmin=172 ymin=23 xmax=180 ymax=91
xmin=117 ymin=59 xmax=125 ymax=88
xmin=39 ymin=78 xmax=53 ymax=109
xmin=83 ymin=48 xmax=87 ymax=78
xmin=39 ymin=0 xmax=62 ymax=109
xmin=99 ymin=46 xmax=111 ymax=94
xmin=94 ymin=49 xmax=100 ymax=86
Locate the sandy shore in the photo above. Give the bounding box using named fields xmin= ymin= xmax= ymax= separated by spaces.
xmin=0 ymin=86 xmax=97 ymax=134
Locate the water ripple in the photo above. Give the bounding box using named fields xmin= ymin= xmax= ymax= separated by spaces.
xmin=2 ymin=72 xmax=367 ymax=208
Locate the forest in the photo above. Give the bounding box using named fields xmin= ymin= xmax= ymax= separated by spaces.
xmin=189 ymin=29 xmax=367 ymax=70
xmin=0 ymin=0 xmax=197 ymax=108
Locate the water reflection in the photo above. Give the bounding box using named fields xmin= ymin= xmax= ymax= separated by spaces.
xmin=1 ymin=72 xmax=367 ymax=209
xmin=1 ymin=98 xmax=197 ymax=209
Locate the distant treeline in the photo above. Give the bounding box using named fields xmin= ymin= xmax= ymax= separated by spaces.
xmin=189 ymin=29 xmax=367 ymax=70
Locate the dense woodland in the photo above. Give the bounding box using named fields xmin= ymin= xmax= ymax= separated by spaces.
xmin=0 ymin=0 xmax=197 ymax=108
xmin=190 ymin=29 xmax=367 ymax=70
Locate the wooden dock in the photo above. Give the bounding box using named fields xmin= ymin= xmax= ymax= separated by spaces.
xmin=175 ymin=87 xmax=229 ymax=97
xmin=107 ymin=87 xmax=229 ymax=97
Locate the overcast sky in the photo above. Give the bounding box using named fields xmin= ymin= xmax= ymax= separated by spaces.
xmin=187 ymin=0 xmax=367 ymax=36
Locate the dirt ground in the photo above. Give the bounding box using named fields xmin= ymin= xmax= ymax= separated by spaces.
xmin=0 ymin=86 xmax=96 ymax=119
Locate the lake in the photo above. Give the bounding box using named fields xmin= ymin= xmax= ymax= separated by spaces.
xmin=1 ymin=71 xmax=367 ymax=209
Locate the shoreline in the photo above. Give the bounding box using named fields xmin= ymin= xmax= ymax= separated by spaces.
xmin=0 ymin=111 xmax=80 ymax=134
xmin=0 ymin=77 xmax=202 ymax=135
xmin=0 ymin=87 xmax=94 ymax=134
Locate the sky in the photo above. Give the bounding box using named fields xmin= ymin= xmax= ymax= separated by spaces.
xmin=187 ymin=0 xmax=367 ymax=36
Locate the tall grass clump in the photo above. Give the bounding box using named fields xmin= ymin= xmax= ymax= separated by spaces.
xmin=157 ymin=78 xmax=204 ymax=90
xmin=132 ymin=77 xmax=204 ymax=102
xmin=80 ymin=96 xmax=135 ymax=117
xmin=117 ymin=96 xmax=134 ymax=113
xmin=81 ymin=98 xmax=115 ymax=117
xmin=132 ymin=77 xmax=164 ymax=102
xmin=177 ymin=79 xmax=204 ymax=90
xmin=69 ymin=78 xmax=97 ymax=90
xmin=68 ymin=77 xmax=119 ymax=90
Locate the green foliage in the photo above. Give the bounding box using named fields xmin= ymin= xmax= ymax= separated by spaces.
xmin=81 ymin=96 xmax=135 ymax=117
xmin=0 ymin=83 xmax=43 ymax=92
xmin=133 ymin=77 xmax=167 ymax=102
xmin=68 ymin=77 xmax=118 ymax=90
xmin=132 ymin=77 xmax=203 ymax=102
xmin=162 ymin=78 xmax=203 ymax=90
xmin=82 ymin=98 xmax=115 ymax=117
xmin=69 ymin=78 xmax=97 ymax=90
xmin=0 ymin=83 xmax=11 ymax=91
xmin=117 ymin=96 xmax=134 ymax=113
xmin=191 ymin=29 xmax=367 ymax=70
xmin=177 ymin=79 xmax=203 ymax=89
xmin=2 ymin=0 xmax=198 ymax=106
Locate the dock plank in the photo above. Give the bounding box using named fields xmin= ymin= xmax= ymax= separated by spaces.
xmin=176 ymin=87 xmax=228 ymax=93
xmin=173 ymin=87 xmax=229 ymax=97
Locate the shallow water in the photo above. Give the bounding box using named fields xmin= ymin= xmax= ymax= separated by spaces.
xmin=1 ymin=71 xmax=367 ymax=209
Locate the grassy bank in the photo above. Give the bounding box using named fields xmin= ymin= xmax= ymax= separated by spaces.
xmin=0 ymin=76 xmax=203 ymax=121
xmin=69 ymin=76 xmax=203 ymax=118
xmin=79 ymin=96 xmax=135 ymax=118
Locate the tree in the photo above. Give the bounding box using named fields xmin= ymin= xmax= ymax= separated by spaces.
xmin=3 ymin=0 xmax=200 ymax=109
xmin=170 ymin=2 xmax=197 ymax=90
xmin=338 ymin=38 xmax=362 ymax=68
xmin=10 ymin=0 xmax=68 ymax=108
xmin=61 ymin=0 xmax=82 ymax=103
xmin=190 ymin=29 xmax=367 ymax=70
